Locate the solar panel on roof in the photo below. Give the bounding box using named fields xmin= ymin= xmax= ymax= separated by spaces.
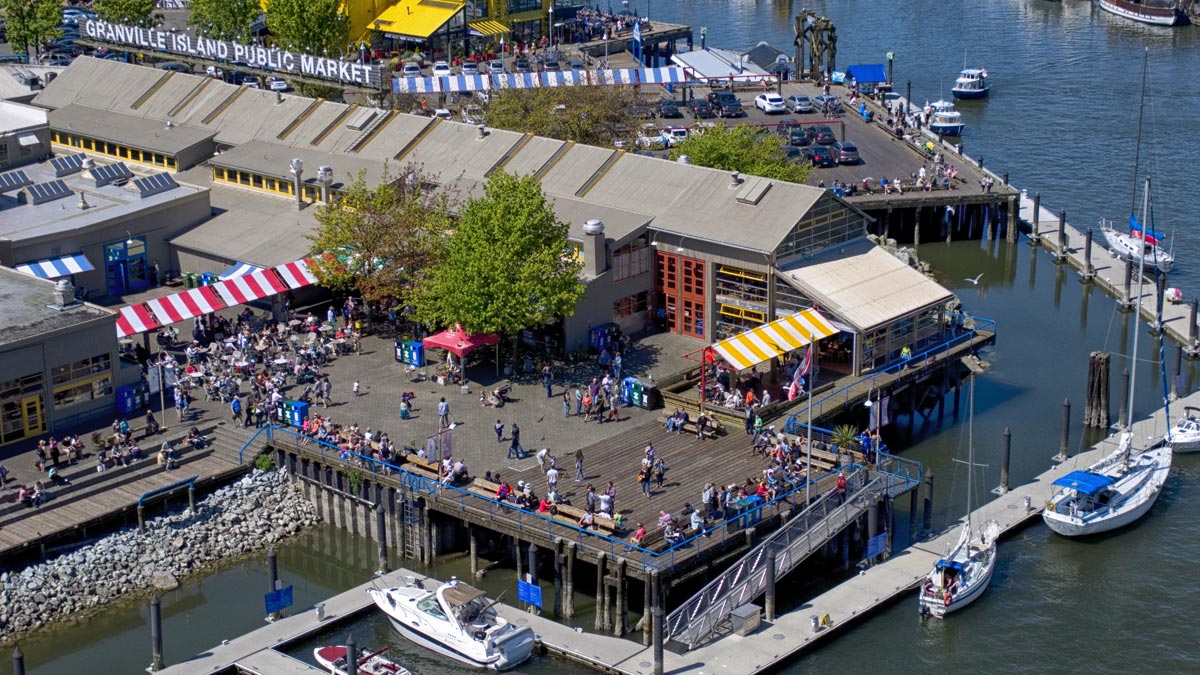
xmin=89 ymin=162 xmax=133 ymax=186
xmin=130 ymin=172 xmax=178 ymax=198
xmin=24 ymin=179 xmax=73 ymax=205
xmin=49 ymin=153 xmax=86 ymax=177
xmin=0 ymin=169 xmax=32 ymax=192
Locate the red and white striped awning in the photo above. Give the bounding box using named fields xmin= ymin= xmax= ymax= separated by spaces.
xmin=213 ymin=269 xmax=287 ymax=306
xmin=115 ymin=304 xmax=160 ymax=338
xmin=274 ymin=258 xmax=318 ymax=290
xmin=145 ymin=286 xmax=225 ymax=325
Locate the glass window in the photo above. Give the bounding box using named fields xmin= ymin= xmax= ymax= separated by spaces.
xmin=507 ymin=0 xmax=541 ymax=13
xmin=0 ymin=372 xmax=44 ymax=401
xmin=153 ymin=153 xmax=165 ymax=166
xmin=53 ymin=376 xmax=112 ymax=408
xmin=264 ymin=178 xmax=276 ymax=191
xmin=166 ymin=157 xmax=176 ymax=169
xmin=118 ymin=146 xmax=129 ymax=159
xmin=613 ymin=291 xmax=649 ymax=319
xmin=252 ymin=174 xmax=264 ymax=189
xmin=613 ymin=241 xmax=651 ymax=281
xmin=775 ymin=193 xmax=867 ymax=261
xmin=51 ymin=354 xmax=111 ymax=386
xmin=130 ymin=149 xmax=142 ymax=161
xmin=239 ymin=171 xmax=251 ymax=185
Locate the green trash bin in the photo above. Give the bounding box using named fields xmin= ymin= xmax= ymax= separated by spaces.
xmin=184 ymin=272 xmax=197 ymax=289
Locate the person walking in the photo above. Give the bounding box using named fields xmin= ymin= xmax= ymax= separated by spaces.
xmin=744 ymin=404 xmax=755 ymax=435
xmin=639 ymin=466 xmax=653 ymax=498
xmin=542 ymin=365 xmax=553 ymax=398
xmin=546 ymin=465 xmax=559 ymax=494
xmin=562 ymin=389 xmax=571 ymax=417
xmin=231 ymin=395 xmax=243 ymax=428
xmin=437 ymin=397 xmax=450 ymax=429
xmin=495 ymin=419 xmax=505 ymax=443
xmin=353 ymin=379 xmax=361 ymax=396
xmin=574 ymin=449 xmax=584 ymax=481
xmin=653 ymin=457 xmax=668 ymax=489
xmin=574 ymin=385 xmax=583 ymax=416
xmin=612 ymin=353 xmax=622 ymax=382
xmin=508 ymin=422 xmax=523 ymax=459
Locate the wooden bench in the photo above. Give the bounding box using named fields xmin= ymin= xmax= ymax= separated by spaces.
xmin=402 ymin=454 xmax=442 ymax=480
xmin=656 ymin=416 xmax=720 ymax=439
xmin=555 ymin=502 xmax=618 ymax=535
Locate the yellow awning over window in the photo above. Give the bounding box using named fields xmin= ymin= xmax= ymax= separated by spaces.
xmin=371 ymin=0 xmax=466 ymax=40
xmin=469 ymin=19 xmax=511 ymax=36
xmin=710 ymin=308 xmax=837 ymax=371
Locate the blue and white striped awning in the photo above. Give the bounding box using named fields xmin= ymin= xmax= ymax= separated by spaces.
xmin=219 ymin=261 xmax=265 ymax=280
xmin=541 ymin=70 xmax=585 ymax=87
xmin=391 ymin=66 xmax=687 ymax=93
xmin=496 ymin=72 xmax=542 ymax=89
xmin=14 ymin=253 xmax=94 ymax=279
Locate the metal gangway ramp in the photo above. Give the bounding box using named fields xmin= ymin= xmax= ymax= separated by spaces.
xmin=665 ymin=466 xmax=892 ymax=649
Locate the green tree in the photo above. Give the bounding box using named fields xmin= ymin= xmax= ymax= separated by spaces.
xmin=265 ymin=0 xmax=349 ymax=54
xmin=307 ymin=166 xmax=452 ymax=304
xmin=410 ymin=172 xmax=585 ymax=355
xmin=668 ymin=124 xmax=810 ymax=183
xmin=483 ymin=85 xmax=637 ymax=147
xmin=93 ymin=0 xmax=160 ymax=28
xmin=0 ymin=0 xmax=61 ymax=60
xmin=187 ymin=0 xmax=260 ymax=42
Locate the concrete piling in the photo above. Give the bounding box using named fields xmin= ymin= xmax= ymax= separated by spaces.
xmin=12 ymin=646 xmax=24 ymax=675
xmin=614 ymin=558 xmax=627 ymax=636
xmin=1188 ymin=297 xmax=1200 ymax=355
xmin=527 ymin=542 xmax=540 ymax=616
xmin=921 ymin=469 xmax=934 ymax=535
xmin=1122 ymin=259 xmax=1134 ymax=309
xmin=1056 ymin=209 xmax=1067 ymax=262
xmin=1000 ymin=427 xmax=1011 ymax=494
xmin=267 ymin=547 xmax=279 ymax=620
xmin=150 ymin=595 xmax=164 ymax=671
xmin=1055 ymin=398 xmax=1071 ymax=462
xmin=375 ymin=503 xmax=387 ymax=573
xmin=1119 ymin=368 xmax=1130 ymax=428
xmin=469 ymin=525 xmax=479 ymax=576
xmin=651 ymin=570 xmax=664 ymax=675
xmin=764 ymin=547 xmax=777 ymax=621
xmin=1029 ymin=191 xmax=1041 ymax=243
xmin=564 ymin=542 xmax=576 ymax=620
xmin=1083 ymin=227 xmax=1095 ymax=279
xmin=595 ymin=552 xmax=607 ymax=631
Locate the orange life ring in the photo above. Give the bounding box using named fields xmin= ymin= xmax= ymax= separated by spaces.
xmin=943 ymin=593 xmax=952 ymax=608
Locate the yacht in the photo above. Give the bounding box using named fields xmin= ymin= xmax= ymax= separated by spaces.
xmin=313 ymin=645 xmax=412 ymax=675
xmin=1165 ymin=408 xmax=1200 ymax=453
xmin=951 ymin=68 xmax=990 ymax=100
xmin=368 ymin=577 xmax=535 ymax=670
xmin=927 ymin=100 xmax=964 ymax=136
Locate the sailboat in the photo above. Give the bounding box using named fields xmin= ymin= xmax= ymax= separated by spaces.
xmin=1101 ymin=51 xmax=1174 ymax=274
xmin=1043 ymin=176 xmax=1173 ymax=535
xmin=918 ymin=359 xmax=1000 ymax=618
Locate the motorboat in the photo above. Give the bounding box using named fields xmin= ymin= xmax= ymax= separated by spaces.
xmin=918 ymin=362 xmax=1000 ymax=618
xmin=1165 ymin=407 xmax=1200 ymax=453
xmin=1099 ymin=0 xmax=1188 ymax=26
xmin=368 ymin=577 xmax=535 ymax=670
xmin=951 ymin=68 xmax=990 ymax=100
xmin=314 ymin=645 xmax=412 ymax=675
xmin=1101 ymin=215 xmax=1173 ymax=273
xmin=1042 ymin=436 xmax=1171 ymax=537
xmin=927 ymin=100 xmax=964 ymax=136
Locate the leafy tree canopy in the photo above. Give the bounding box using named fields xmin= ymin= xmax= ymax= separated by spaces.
xmin=265 ymin=0 xmax=349 ymax=54
xmin=483 ymin=85 xmax=637 ymax=147
xmin=668 ymin=124 xmax=810 ymax=183
xmin=93 ymin=0 xmax=159 ymax=28
xmin=410 ymin=172 xmax=584 ymax=339
xmin=307 ymin=166 xmax=453 ymax=304
xmin=187 ymin=0 xmax=260 ymax=42
xmin=0 ymin=0 xmax=61 ymax=59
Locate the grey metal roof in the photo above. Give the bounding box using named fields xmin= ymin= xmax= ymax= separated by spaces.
xmin=551 ymin=197 xmax=652 ymax=245
xmin=778 ymin=238 xmax=954 ymax=332
xmin=31 ymin=56 xmax=165 ymax=112
xmin=210 ymin=140 xmax=389 ymax=188
xmin=49 ymin=104 xmax=215 ymax=155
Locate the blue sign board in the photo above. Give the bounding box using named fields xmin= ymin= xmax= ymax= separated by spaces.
xmin=265 ymin=585 xmax=294 ymax=614
xmin=865 ymin=533 xmax=888 ymax=560
xmin=517 ymin=580 xmax=542 ymax=609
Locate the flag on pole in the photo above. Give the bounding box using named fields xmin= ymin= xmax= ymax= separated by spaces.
xmin=632 ymin=20 xmax=643 ymax=64
xmin=787 ymin=343 xmax=814 ymax=401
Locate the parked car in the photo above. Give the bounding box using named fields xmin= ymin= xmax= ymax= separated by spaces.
xmin=636 ymin=123 xmax=667 ymax=150
xmin=401 ymin=62 xmax=421 ymax=77
xmin=630 ymin=105 xmax=655 ymax=120
xmin=433 ymin=108 xmax=453 ymax=119
xmin=543 ymin=60 xmax=561 ymax=71
xmin=658 ymin=99 xmax=683 ymax=118
xmin=707 ymin=91 xmax=737 ymax=108
xmin=568 ymin=60 xmax=585 ymax=71
xmin=661 ymin=126 xmax=689 ymax=147
xmin=241 ymin=75 xmax=261 ymax=89
xmin=807 ymin=124 xmax=837 ymax=145
xmin=808 ymin=144 xmax=838 ymax=167
xmin=488 ymin=60 xmax=506 ymax=74
xmin=833 ymin=140 xmax=861 ymax=164
xmin=689 ymin=99 xmax=716 ymax=118
xmin=267 ymin=76 xmax=290 ymax=92
xmin=785 ymin=94 xmax=813 ymax=113
xmin=462 ymin=105 xmax=485 ymax=124
xmin=813 ymin=94 xmax=842 ymax=114
xmin=720 ymin=100 xmax=746 ymax=118
xmin=782 ymin=146 xmax=806 ymax=163
xmin=611 ymin=124 xmax=633 ymax=149
xmin=158 ymin=62 xmax=191 ymax=73
xmin=514 ymin=59 xmax=531 ymax=73
xmin=754 ymin=92 xmax=786 ymax=114
xmin=775 ymin=120 xmax=809 ymax=146
xmin=431 ymin=61 xmax=452 ymax=77
xmin=460 ymin=61 xmax=480 ymax=76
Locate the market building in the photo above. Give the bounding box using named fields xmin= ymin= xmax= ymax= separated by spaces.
xmin=21 ymin=57 xmax=959 ymax=377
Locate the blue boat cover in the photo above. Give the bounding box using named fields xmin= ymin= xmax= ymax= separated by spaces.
xmin=846 ymin=64 xmax=887 ymax=84
xmin=1051 ymin=471 xmax=1114 ymax=496
xmin=935 ymin=559 xmax=965 ymax=572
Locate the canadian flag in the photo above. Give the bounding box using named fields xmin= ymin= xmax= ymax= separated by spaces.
xmin=787 ymin=344 xmax=814 ymax=401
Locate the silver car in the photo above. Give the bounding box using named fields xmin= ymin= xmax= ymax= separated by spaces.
xmin=786 ymin=94 xmax=813 ymax=113
xmin=833 ymin=140 xmax=861 ymax=164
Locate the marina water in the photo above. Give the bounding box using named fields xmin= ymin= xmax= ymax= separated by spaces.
xmin=12 ymin=2 xmax=1200 ymax=673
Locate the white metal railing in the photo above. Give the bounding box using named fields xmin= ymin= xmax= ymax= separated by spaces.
xmin=666 ymin=468 xmax=887 ymax=649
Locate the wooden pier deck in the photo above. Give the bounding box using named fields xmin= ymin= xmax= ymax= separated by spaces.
xmin=1020 ymin=192 xmax=1198 ymax=350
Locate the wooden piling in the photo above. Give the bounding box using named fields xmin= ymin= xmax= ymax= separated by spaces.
xmin=1055 ymin=209 xmax=1067 ymax=262
xmin=1055 ymin=398 xmax=1071 ymax=462
xmin=564 ymin=542 xmax=576 ymax=620
xmin=595 ymin=552 xmax=608 ymax=631
xmin=553 ymin=538 xmax=564 ymax=617
xmin=1084 ymin=352 xmax=1110 ymax=428
xmin=469 ymin=524 xmax=479 ymax=576
xmin=1119 ymin=368 xmax=1130 ymax=428
xmin=1029 ymin=191 xmax=1041 ymax=244
xmin=613 ymin=558 xmax=627 ymax=636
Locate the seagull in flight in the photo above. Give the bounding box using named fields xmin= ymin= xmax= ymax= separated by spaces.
xmin=964 ymin=273 xmax=983 ymax=285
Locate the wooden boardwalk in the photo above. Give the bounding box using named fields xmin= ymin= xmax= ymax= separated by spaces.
xmin=0 ymin=428 xmax=246 ymax=562
xmin=1021 ymin=193 xmax=1198 ymax=350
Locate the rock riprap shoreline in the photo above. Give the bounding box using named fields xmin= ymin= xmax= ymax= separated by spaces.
xmin=0 ymin=470 xmax=318 ymax=641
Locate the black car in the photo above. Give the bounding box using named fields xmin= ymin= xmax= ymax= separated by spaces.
xmin=806 ymin=124 xmax=837 ymax=145
xmin=717 ymin=100 xmax=746 ymax=118
xmin=689 ymin=99 xmax=716 ymax=118
xmin=658 ymin=99 xmax=683 ymax=118
xmin=514 ymin=59 xmax=531 ymax=73
xmin=775 ymin=120 xmax=809 ymax=146
xmin=809 ymin=144 xmax=838 ymax=167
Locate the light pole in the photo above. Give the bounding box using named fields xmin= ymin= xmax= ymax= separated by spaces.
xmin=548 ymin=5 xmax=553 ymax=48
xmin=157 ymin=358 xmax=167 ymax=431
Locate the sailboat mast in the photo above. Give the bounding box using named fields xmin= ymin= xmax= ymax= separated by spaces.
xmin=966 ymin=372 xmax=975 ymax=532
xmin=1126 ymin=178 xmax=1150 ymax=452
xmin=1130 ymin=48 xmax=1149 ymax=216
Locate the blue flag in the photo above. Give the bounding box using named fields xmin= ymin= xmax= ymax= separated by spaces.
xmin=632 ymin=21 xmax=643 ymax=64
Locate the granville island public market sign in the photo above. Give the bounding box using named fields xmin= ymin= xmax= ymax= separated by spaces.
xmin=83 ymin=20 xmax=385 ymax=88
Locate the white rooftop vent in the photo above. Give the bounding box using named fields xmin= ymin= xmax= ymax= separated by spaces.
xmin=729 ymin=171 xmax=741 ymax=189
xmin=316 ymin=165 xmax=334 ymax=184
xmin=583 ymin=219 xmax=605 ymax=236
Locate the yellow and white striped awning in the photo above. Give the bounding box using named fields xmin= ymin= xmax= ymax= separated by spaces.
xmin=711 ymin=308 xmax=837 ymax=371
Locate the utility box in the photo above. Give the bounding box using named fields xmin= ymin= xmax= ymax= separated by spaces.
xmin=730 ymin=603 xmax=761 ymax=636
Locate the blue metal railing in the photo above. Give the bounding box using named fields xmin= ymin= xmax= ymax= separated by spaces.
xmin=254 ymin=425 xmax=854 ymax=572
xmin=138 ymin=475 xmax=199 ymax=508
xmin=785 ymin=313 xmax=997 ymax=433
